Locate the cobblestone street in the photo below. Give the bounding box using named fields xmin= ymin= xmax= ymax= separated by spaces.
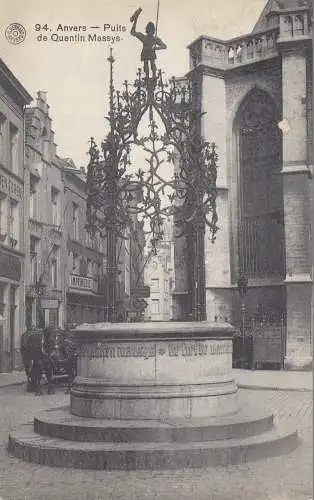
xmin=0 ymin=384 xmax=312 ymax=500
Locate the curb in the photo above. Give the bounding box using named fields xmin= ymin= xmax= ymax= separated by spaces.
xmin=0 ymin=380 xmax=26 ymax=389
xmin=1 ymin=380 xmax=311 ymax=392
xmin=238 ymin=383 xmax=312 ymax=393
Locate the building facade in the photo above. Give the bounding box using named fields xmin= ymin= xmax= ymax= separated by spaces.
xmin=24 ymin=94 xmax=143 ymax=330
xmin=62 ymin=160 xmax=107 ymax=326
xmin=145 ymin=219 xmax=174 ymax=322
xmin=173 ymin=0 xmax=313 ymax=369
xmin=25 ymin=91 xmax=66 ymax=332
xmin=24 ymin=94 xmax=141 ymax=330
xmin=0 ymin=59 xmax=32 ymax=372
xmin=63 ymin=162 xmax=146 ymax=324
xmin=0 ymin=62 xmax=157 ymax=372
xmin=124 ymin=185 xmax=148 ymax=322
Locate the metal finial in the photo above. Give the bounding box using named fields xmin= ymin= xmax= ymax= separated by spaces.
xmin=107 ymin=46 xmax=115 ymax=64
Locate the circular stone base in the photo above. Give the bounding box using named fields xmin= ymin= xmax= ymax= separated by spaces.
xmin=8 ymin=417 xmax=298 ymax=470
xmin=7 ymin=322 xmax=299 ymax=470
xmin=70 ymin=377 xmax=239 ymax=420
xmin=34 ymin=406 xmax=274 ymax=442
xmin=70 ymin=321 xmax=238 ymax=420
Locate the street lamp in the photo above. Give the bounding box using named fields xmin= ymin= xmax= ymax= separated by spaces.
xmin=237 ymin=273 xmax=248 ymax=368
xmin=34 ymin=276 xmax=47 ymax=328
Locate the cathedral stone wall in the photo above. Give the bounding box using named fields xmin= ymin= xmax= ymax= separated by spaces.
xmin=174 ymin=0 xmax=313 ymax=369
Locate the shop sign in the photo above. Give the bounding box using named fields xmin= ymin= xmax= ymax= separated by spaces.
xmin=131 ymin=286 xmax=150 ymax=298
xmin=0 ymin=170 xmax=23 ymax=201
xmin=40 ymin=299 xmax=59 ymax=309
xmin=0 ymin=250 xmax=21 ymax=281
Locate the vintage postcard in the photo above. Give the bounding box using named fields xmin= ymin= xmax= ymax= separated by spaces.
xmin=0 ymin=0 xmax=312 ymax=499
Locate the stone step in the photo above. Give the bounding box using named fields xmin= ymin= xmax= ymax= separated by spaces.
xmin=8 ymin=423 xmax=298 ymax=470
xmin=33 ymin=406 xmax=274 ymax=443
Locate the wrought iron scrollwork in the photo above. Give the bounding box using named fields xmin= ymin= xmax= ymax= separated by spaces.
xmin=86 ymin=48 xmax=219 ymax=321
xmin=86 ymin=59 xmax=218 ymax=247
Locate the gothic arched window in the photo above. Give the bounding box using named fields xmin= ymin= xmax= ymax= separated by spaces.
xmin=236 ymin=90 xmax=285 ymax=279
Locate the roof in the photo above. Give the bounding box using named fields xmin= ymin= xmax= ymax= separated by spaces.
xmin=0 ymin=58 xmax=32 ymax=106
xmin=62 ymin=157 xmax=77 ymax=170
xmin=252 ymin=0 xmax=312 ymax=32
xmin=62 ymin=158 xmax=87 ymax=186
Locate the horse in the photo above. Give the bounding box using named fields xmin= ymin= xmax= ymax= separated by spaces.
xmin=48 ymin=329 xmax=77 ymax=393
xmin=21 ymin=328 xmax=55 ymax=396
xmin=21 ymin=327 xmax=77 ymax=395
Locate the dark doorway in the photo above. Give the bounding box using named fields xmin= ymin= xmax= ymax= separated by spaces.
xmin=9 ymin=286 xmax=16 ymax=371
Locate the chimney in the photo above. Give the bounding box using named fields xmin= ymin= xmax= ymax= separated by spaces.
xmin=37 ymin=91 xmax=47 ymax=102
xmin=37 ymin=91 xmax=48 ymax=113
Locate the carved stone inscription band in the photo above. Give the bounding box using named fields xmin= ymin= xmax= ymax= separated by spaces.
xmin=79 ymin=341 xmax=232 ymax=359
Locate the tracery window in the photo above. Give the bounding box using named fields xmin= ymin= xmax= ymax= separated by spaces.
xmin=237 ymin=91 xmax=285 ymax=279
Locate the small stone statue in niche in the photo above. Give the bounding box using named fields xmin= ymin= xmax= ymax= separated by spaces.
xmin=130 ymin=7 xmax=167 ymax=80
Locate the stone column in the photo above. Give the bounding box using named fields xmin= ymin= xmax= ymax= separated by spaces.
xmin=280 ymin=45 xmax=312 ymax=369
xmin=200 ymin=69 xmax=232 ymax=322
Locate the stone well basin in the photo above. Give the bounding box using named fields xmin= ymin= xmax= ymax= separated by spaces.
xmin=8 ymin=321 xmax=299 ymax=470
xmin=70 ymin=321 xmax=239 ymax=420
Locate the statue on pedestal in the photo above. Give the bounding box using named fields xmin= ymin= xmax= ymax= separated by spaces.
xmin=130 ymin=7 xmax=167 ymax=80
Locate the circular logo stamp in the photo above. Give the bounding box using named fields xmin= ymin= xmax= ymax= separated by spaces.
xmin=5 ymin=23 xmax=26 ymax=45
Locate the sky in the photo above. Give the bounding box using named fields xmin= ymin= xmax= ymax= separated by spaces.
xmin=1 ymin=0 xmax=267 ymax=167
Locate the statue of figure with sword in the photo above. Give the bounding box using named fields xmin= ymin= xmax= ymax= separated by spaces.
xmin=130 ymin=5 xmax=167 ymax=81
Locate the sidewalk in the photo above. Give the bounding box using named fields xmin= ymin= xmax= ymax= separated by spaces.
xmin=0 ymin=371 xmax=26 ymax=389
xmin=233 ymin=368 xmax=312 ymax=392
xmin=0 ymin=369 xmax=312 ymax=391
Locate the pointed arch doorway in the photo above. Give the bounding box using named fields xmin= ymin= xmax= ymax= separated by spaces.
xmin=234 ymin=88 xmax=286 ymax=335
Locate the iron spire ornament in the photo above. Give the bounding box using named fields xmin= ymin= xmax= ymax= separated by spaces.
xmin=86 ymin=10 xmax=219 ymax=322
